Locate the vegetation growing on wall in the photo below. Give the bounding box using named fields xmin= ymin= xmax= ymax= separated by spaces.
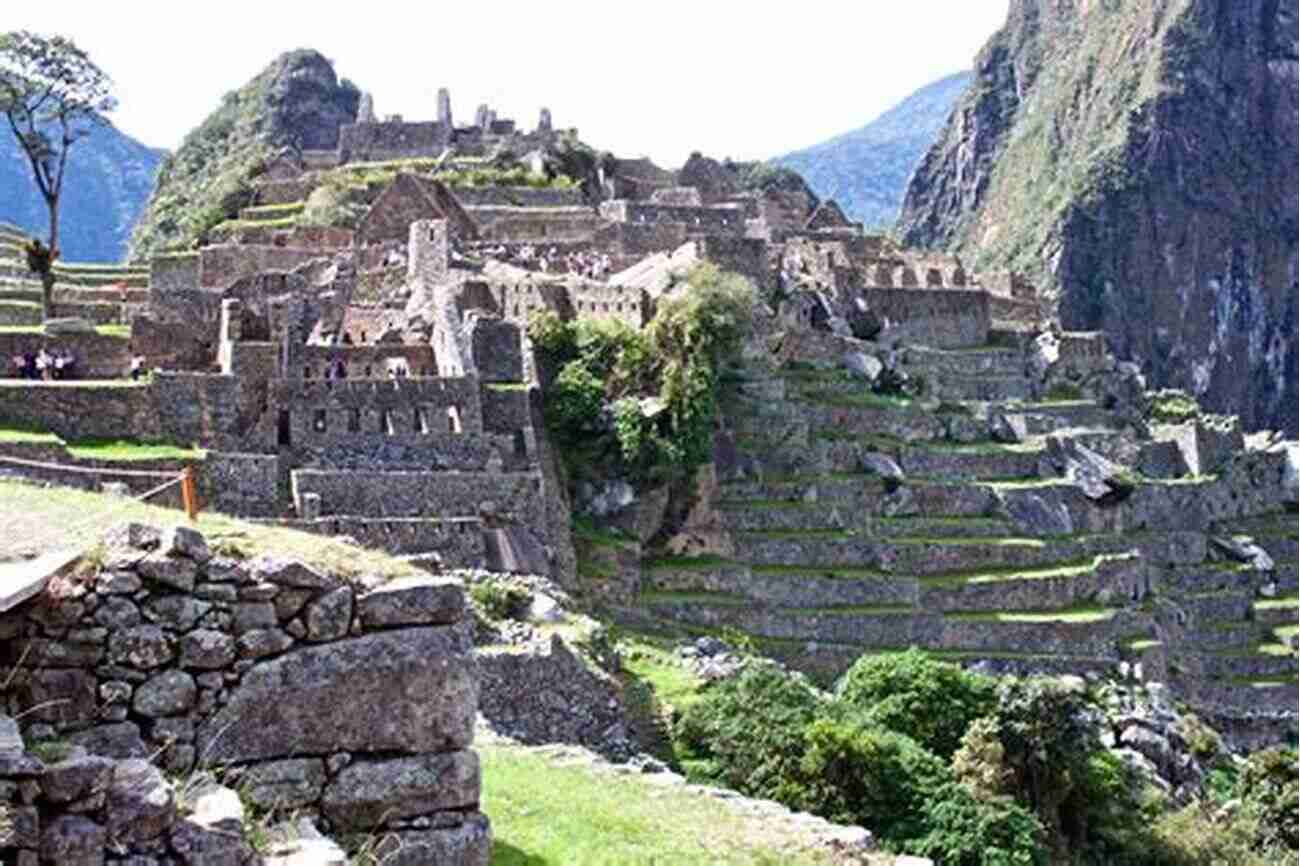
xmin=529 ymin=263 xmax=755 ymax=487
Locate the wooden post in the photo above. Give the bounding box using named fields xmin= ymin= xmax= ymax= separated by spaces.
xmin=180 ymin=466 xmax=198 ymax=522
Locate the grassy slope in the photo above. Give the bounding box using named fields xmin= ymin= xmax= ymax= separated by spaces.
xmin=481 ymin=741 xmax=845 ymax=866
xmin=0 ymin=479 xmax=405 ymax=578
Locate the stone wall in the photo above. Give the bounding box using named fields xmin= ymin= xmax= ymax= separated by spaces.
xmin=205 ymin=451 xmax=282 ymax=517
xmin=252 ymin=176 xmax=318 ymax=205
xmin=599 ymin=200 xmax=747 ymax=234
xmin=269 ymin=377 xmax=486 ymax=446
xmin=257 ymin=516 xmax=486 ymax=561
xmin=294 ymin=344 xmax=438 ymax=380
xmin=0 ymin=331 xmax=132 ymax=380
xmin=290 ymin=468 xmax=542 ymax=523
xmin=338 ymin=120 xmax=452 ymax=162
xmin=455 ymin=187 xmax=586 ymax=208
xmin=148 ymin=254 xmax=200 ymax=292
xmin=0 ymin=524 xmax=489 ymax=865
xmin=197 ymin=246 xmax=325 ymax=290
xmin=467 ymin=206 xmax=606 ymax=243
xmin=865 ymin=287 xmax=991 ymax=349
xmin=131 ymin=316 xmax=214 ymax=372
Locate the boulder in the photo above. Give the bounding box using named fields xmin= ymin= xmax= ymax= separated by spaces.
xmin=305 ymin=586 xmax=353 ymax=642
xmin=483 ymin=526 xmax=549 ymax=575
xmin=237 ymin=628 xmax=295 ymax=659
xmin=136 ymin=553 xmax=198 ymax=592
xmin=846 ymin=297 xmax=883 ymax=340
xmin=842 ymin=351 xmax=883 ymax=383
xmin=989 ymin=412 xmax=1028 ymax=444
xmin=859 ymin=452 xmax=904 ymax=492
xmin=250 ymin=556 xmax=336 ymax=590
xmin=69 ymin=722 xmax=147 ymax=760
xmin=999 ymin=491 xmax=1073 ymax=536
xmin=199 ymin=628 xmax=476 ymax=763
xmin=262 ymin=818 xmax=348 ymax=866
xmin=162 ymin=525 xmax=212 ymax=564
xmin=321 ymin=751 xmax=479 ymax=829
xmin=528 ymin=592 xmax=564 ymax=624
xmin=1209 ymin=536 xmax=1274 ymax=571
xmin=358 ymin=576 xmax=464 ymax=627
xmin=1042 ymin=436 xmax=1135 ymax=503
xmin=107 ymin=758 xmax=175 ymax=843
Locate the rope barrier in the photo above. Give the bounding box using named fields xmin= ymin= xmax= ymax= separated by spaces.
xmin=0 ymin=454 xmax=180 ymax=478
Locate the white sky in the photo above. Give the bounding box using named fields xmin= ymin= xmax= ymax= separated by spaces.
xmin=10 ymin=1 xmax=1008 ymax=168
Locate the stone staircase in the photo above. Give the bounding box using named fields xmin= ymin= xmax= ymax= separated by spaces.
xmin=616 ymin=343 xmax=1298 ymax=743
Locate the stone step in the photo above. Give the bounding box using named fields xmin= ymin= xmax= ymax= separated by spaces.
xmin=1172 ymin=621 xmax=1268 ymax=652
xmin=641 ymin=558 xmax=919 ymax=609
xmin=0 ymin=299 xmax=42 ymax=326
xmin=867 ymin=515 xmax=1014 ymax=539
xmin=785 ymin=396 xmax=947 ymax=441
xmin=1178 ymin=678 xmax=1299 ymax=715
xmin=899 ymin=445 xmax=1041 ymax=481
xmin=719 ymin=475 xmax=881 ymax=508
xmin=924 ymin=373 xmax=1036 ymax=403
xmin=737 ymin=531 xmax=1117 ymax=574
xmin=1181 ymin=589 xmax=1257 ymax=624
xmin=638 ymin=597 xmax=930 ymax=648
xmin=1193 ymin=648 xmax=1298 ymax=680
xmin=1011 ymin=401 xmax=1116 ymax=434
xmin=932 ymin=609 xmax=1129 ymax=657
xmin=896 ymin=345 xmax=1026 ymax=378
xmin=889 ymin=480 xmax=1001 ymax=518
xmin=1156 ymin=563 xmax=1272 ymax=595
xmin=918 ymin=553 xmax=1141 ymax=613
xmin=1252 ymin=597 xmax=1298 ymax=628
xmin=717 ymin=500 xmax=858 ymax=532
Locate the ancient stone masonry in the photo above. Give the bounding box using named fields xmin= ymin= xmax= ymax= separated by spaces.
xmin=0 ymin=524 xmax=490 ymax=865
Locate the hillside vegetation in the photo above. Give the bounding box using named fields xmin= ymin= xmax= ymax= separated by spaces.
xmin=127 ymin=49 xmax=359 ymax=260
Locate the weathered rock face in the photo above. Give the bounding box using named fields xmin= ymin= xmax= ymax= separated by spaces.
xmin=129 ymin=49 xmax=362 ymax=259
xmin=898 ymin=0 xmax=1299 ymax=436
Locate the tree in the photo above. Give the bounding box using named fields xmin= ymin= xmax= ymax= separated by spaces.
xmin=0 ymin=31 xmax=116 ymax=319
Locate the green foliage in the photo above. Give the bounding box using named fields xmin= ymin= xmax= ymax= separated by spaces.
xmin=469 ymin=579 xmax=532 ymax=621
xmin=674 ymin=663 xmax=823 ymax=802
xmin=1232 ymin=748 xmax=1299 ymax=851
xmin=914 ymin=782 xmax=1047 ymax=866
xmin=835 ymin=648 xmax=998 ymax=759
xmin=952 ymin=716 xmax=1015 ymax=799
xmin=1148 ymin=389 xmax=1201 ymax=423
xmin=797 ymin=714 xmax=948 ymax=842
xmin=529 ymin=263 xmax=756 ymax=486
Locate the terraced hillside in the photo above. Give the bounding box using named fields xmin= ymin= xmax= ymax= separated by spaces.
xmin=0 ymin=223 xmax=148 ymax=329
xmin=612 ymin=336 xmax=1298 ymax=748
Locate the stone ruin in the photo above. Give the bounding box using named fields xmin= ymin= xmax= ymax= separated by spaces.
xmin=1 ymin=94 xmax=1295 ymax=762
xmin=0 ymin=523 xmax=488 ymax=865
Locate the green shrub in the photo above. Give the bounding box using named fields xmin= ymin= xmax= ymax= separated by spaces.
xmin=545 ymin=361 xmax=606 ymax=444
xmin=835 ymin=648 xmax=997 ymax=759
xmin=674 ymin=663 xmax=822 ymax=803
xmin=469 ymin=580 xmax=532 ymax=621
xmin=1233 ymin=748 xmax=1299 ymax=851
xmin=797 ymin=713 xmax=948 ymax=843
xmin=914 ymin=782 xmax=1047 ymax=866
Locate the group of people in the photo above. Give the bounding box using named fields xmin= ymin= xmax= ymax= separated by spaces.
xmin=9 ymin=347 xmax=78 ymax=380
xmin=487 ymin=244 xmax=614 ymax=279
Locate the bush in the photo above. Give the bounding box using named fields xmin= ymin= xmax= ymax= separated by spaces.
xmin=797 ymin=713 xmax=949 ymax=843
xmin=469 ymin=580 xmax=531 ymax=621
xmin=835 ymin=648 xmax=997 ymax=759
xmin=914 ymin=782 xmax=1047 ymax=866
xmin=1233 ymin=748 xmax=1299 ymax=851
xmin=674 ymin=663 xmax=822 ymax=803
xmin=545 ymin=361 xmax=606 ymax=444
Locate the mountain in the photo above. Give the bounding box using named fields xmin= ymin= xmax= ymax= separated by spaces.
xmin=898 ymin=0 xmax=1298 ymax=436
xmin=772 ymin=72 xmax=972 ymax=230
xmin=128 ymin=48 xmax=360 ymax=261
xmin=1 ymin=122 xmax=163 ymax=263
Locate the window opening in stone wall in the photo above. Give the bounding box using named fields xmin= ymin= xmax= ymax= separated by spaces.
xmin=304 ymin=366 xmax=312 ymax=379
xmin=447 ymin=405 xmax=462 ymax=434
xmin=364 ymin=365 xmax=373 ymax=378
xmin=313 ymin=409 xmax=327 ymax=432
xmin=348 ymin=408 xmax=361 ymax=432
xmin=277 ymin=410 xmax=292 ymax=446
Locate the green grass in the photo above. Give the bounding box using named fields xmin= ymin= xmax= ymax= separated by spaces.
xmin=480 ymin=742 xmax=840 ymax=866
xmin=0 ymin=425 xmax=61 ymax=444
xmin=619 ymin=636 xmax=704 ymax=711
xmin=0 ymin=323 xmax=130 ymax=338
xmin=737 ymin=529 xmax=857 ymax=541
xmin=1253 ymin=596 xmax=1299 ymax=612
xmin=642 ymin=554 xmax=735 ymax=572
xmin=918 ymin=555 xmax=1102 ymax=587
xmin=750 ymin=564 xmax=891 ymax=580
xmin=0 ymin=479 xmax=413 ymax=579
xmin=63 ymin=439 xmax=205 ymax=462
xmin=944 ymin=605 xmax=1117 ymax=624
xmin=641 ymin=591 xmax=749 ymax=607
xmin=571 ymin=515 xmax=634 ymax=548
xmin=1274 ymin=625 xmax=1298 ymax=641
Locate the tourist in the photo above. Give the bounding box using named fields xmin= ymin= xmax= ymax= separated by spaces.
xmin=22 ymin=350 xmax=36 ymax=380
xmin=52 ymin=351 xmax=65 ymax=380
xmin=35 ymin=347 xmax=52 ymax=380
xmin=130 ymin=353 xmax=146 ymax=381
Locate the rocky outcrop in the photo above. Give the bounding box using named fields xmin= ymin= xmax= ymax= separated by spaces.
xmin=129 ymin=49 xmax=361 ymax=259
xmin=898 ymin=0 xmax=1298 ymax=436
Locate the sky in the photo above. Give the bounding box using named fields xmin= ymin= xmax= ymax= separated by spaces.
xmin=9 ymin=1 xmax=1009 ymax=169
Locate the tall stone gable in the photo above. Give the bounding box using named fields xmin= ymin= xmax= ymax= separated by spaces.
xmin=357 ymin=174 xmax=480 ymax=244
